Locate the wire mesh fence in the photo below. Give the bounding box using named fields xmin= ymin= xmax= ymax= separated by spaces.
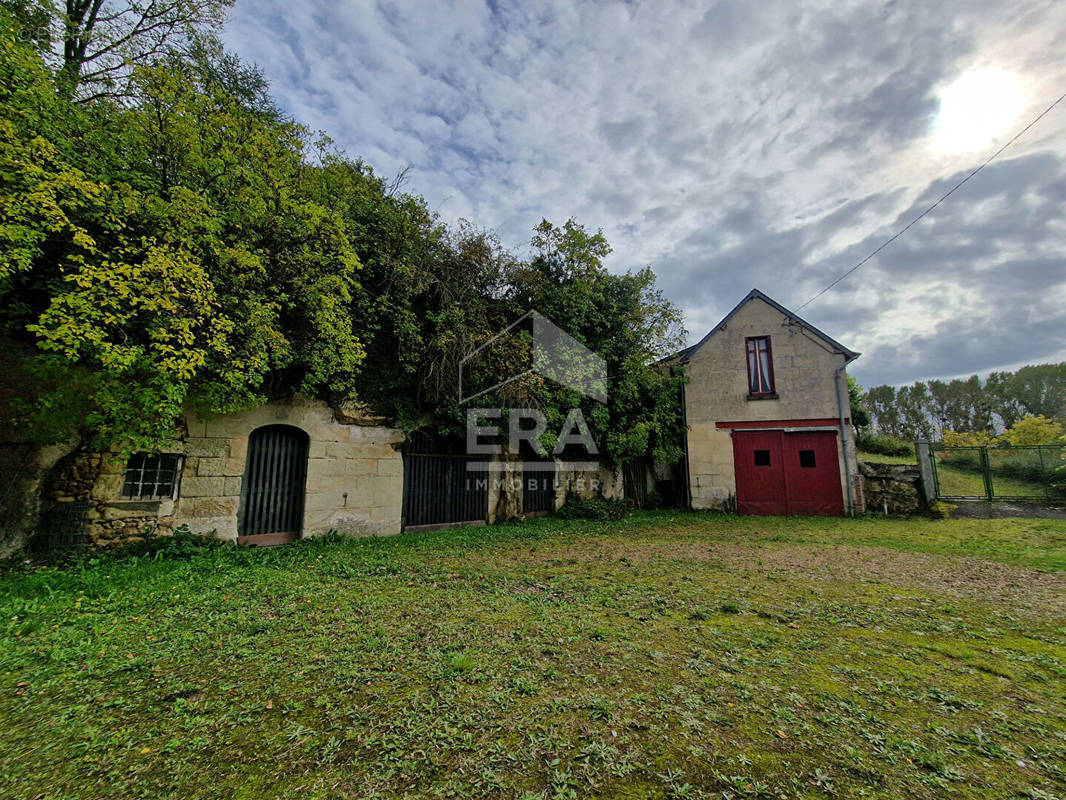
xmin=929 ymin=444 xmax=1066 ymax=502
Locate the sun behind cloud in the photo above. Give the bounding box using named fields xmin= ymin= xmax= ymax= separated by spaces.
xmin=932 ymin=66 xmax=1027 ymax=153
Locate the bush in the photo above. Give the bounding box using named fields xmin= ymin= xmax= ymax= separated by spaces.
xmin=556 ymin=495 xmax=634 ymax=521
xmin=857 ymin=433 xmax=915 ymax=457
xmin=941 ymin=430 xmax=996 ymax=447
xmin=130 ymin=525 xmax=229 ymax=560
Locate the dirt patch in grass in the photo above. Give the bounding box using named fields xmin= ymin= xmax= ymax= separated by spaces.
xmin=477 ymin=538 xmax=1066 ymax=614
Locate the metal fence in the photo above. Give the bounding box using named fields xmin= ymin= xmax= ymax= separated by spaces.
xmin=927 ymin=444 xmax=1066 ymax=502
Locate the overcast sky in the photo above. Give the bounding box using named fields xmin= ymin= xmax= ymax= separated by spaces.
xmin=223 ymin=0 xmax=1066 ymax=388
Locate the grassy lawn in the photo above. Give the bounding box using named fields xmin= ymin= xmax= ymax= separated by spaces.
xmin=2 ymin=513 xmax=1065 ymax=799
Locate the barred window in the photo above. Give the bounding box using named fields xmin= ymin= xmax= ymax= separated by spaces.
xmin=121 ymin=453 xmax=182 ymax=500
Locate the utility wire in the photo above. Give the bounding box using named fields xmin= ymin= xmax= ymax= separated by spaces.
xmin=796 ymin=91 xmax=1066 ymax=312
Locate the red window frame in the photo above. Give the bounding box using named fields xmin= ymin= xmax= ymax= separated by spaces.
xmin=745 ymin=336 xmax=776 ymax=396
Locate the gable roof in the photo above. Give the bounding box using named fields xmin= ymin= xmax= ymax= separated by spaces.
xmin=673 ymin=288 xmax=860 ymax=364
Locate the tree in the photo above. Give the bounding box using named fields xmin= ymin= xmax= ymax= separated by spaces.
xmin=865 ymin=384 xmax=900 ymax=437
xmin=999 ymin=415 xmax=1064 ymax=446
xmin=502 ymin=219 xmax=687 ymax=465
xmin=1 ymin=26 xmax=367 ymax=447
xmin=847 ymin=376 xmax=871 ymax=433
xmin=49 ymin=0 xmax=234 ymax=101
xmin=1006 ymin=364 xmax=1066 ymax=421
xmin=895 ymin=383 xmax=935 ymax=441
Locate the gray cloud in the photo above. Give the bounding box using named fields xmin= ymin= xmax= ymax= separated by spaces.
xmin=223 ymin=0 xmax=1066 ymax=386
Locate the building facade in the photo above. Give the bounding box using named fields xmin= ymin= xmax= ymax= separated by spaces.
xmin=6 ymin=398 xmax=621 ymax=552
xmin=673 ymin=289 xmax=863 ymax=516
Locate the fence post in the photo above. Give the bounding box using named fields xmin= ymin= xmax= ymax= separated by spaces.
xmin=915 ymin=441 xmax=937 ymax=505
xmin=979 ymin=447 xmax=994 ymax=501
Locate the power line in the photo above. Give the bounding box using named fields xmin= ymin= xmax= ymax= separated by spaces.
xmin=796 ymin=91 xmax=1066 ymax=312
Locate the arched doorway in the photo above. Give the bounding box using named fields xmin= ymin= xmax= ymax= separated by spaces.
xmin=238 ymin=425 xmax=309 ymax=545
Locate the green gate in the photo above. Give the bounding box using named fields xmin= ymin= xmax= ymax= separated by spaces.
xmin=925 ymin=444 xmax=1065 ymax=502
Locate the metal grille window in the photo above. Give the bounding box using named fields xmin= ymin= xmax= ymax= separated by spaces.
xmin=121 ymin=453 xmax=182 ymax=499
xmin=746 ymin=336 xmax=775 ymax=395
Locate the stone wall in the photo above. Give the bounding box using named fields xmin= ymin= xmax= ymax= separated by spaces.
xmin=15 ymin=398 xmax=627 ymax=549
xmin=858 ymin=461 xmax=926 ymax=515
xmin=682 ymin=295 xmax=858 ymax=511
xmin=32 ymin=398 xmax=406 ymax=548
xmin=0 ymin=441 xmax=77 ymax=556
xmin=485 ymin=458 xmax=623 ymax=523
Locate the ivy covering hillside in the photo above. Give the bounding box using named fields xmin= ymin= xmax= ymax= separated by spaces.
xmin=0 ymin=4 xmax=685 ymax=465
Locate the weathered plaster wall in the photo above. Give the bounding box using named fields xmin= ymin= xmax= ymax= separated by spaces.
xmin=180 ymin=400 xmax=403 ymax=539
xmin=683 ymin=297 xmax=858 ymax=511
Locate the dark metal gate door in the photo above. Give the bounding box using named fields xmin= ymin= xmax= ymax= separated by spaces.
xmin=402 ymin=431 xmax=488 ymax=530
xmin=623 ymin=459 xmax=649 ymax=507
xmin=522 ymin=459 xmax=556 ymax=515
xmin=238 ymin=425 xmax=309 ymax=545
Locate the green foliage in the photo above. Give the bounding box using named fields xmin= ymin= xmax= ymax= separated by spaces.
xmin=0 ymin=16 xmax=685 ymax=468
xmin=556 ymin=494 xmax=634 ymax=521
xmin=867 ymin=363 xmax=1066 ymax=441
xmin=941 ymin=430 xmax=996 ymax=447
xmin=0 ymin=24 xmax=372 ymax=447
xmin=498 ymin=218 xmax=687 ymax=465
xmin=847 ymin=375 xmax=871 ymax=431
xmin=998 ymin=414 xmax=1064 ymax=446
xmin=856 ymin=432 xmax=914 ymax=457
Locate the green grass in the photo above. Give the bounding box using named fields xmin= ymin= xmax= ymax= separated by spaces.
xmin=2 ymin=512 xmax=1065 ymax=799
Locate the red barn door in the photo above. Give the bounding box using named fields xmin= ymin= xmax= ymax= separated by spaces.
xmin=732 ymin=431 xmax=787 ymax=515
xmin=732 ymin=429 xmax=844 ymax=516
xmin=782 ymin=431 xmax=844 ymax=516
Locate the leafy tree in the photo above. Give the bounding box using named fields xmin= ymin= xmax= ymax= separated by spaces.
xmin=847 ymin=375 xmax=871 ymax=432
xmin=1004 ymin=364 xmax=1066 ymax=421
xmin=865 ymin=384 xmax=900 ymax=437
xmin=48 ymin=0 xmax=235 ymax=101
xmin=1 ymin=25 xmax=365 ymax=447
xmin=895 ymin=383 xmax=935 ymax=441
xmin=496 ymin=219 xmax=687 ymax=465
xmin=0 ymin=17 xmax=687 ymax=470
xmin=998 ymin=414 xmax=1064 ymax=446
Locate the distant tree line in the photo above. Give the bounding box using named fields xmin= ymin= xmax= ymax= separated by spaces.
xmin=0 ymin=1 xmax=686 ymax=465
xmin=859 ymin=363 xmax=1066 ymax=442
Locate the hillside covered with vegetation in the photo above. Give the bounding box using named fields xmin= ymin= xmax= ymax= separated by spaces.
xmin=0 ymin=1 xmax=684 ymax=466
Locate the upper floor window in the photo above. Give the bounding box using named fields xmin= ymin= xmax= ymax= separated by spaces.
xmin=121 ymin=453 xmax=182 ymax=500
xmin=746 ymin=336 xmax=775 ymax=396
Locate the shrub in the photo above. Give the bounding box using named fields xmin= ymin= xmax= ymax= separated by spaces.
xmin=556 ymin=495 xmax=634 ymax=521
xmin=117 ymin=525 xmax=228 ymax=560
xmin=998 ymin=415 xmax=1064 ymax=446
xmin=941 ymin=430 xmax=996 ymax=447
xmin=857 ymin=433 xmax=914 ymax=457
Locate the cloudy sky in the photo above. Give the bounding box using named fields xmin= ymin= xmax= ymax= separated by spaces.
xmin=223 ymin=0 xmax=1066 ymax=388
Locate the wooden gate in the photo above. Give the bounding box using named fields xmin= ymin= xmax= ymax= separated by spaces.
xmin=238 ymin=425 xmax=309 ymax=545
xmin=402 ymin=431 xmax=488 ymax=530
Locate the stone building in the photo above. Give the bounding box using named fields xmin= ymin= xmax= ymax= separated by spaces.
xmin=667 ymin=289 xmax=863 ymax=516
xmin=27 ymin=399 xmax=405 ymax=548
xmin=3 ymin=397 xmax=621 ymax=552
